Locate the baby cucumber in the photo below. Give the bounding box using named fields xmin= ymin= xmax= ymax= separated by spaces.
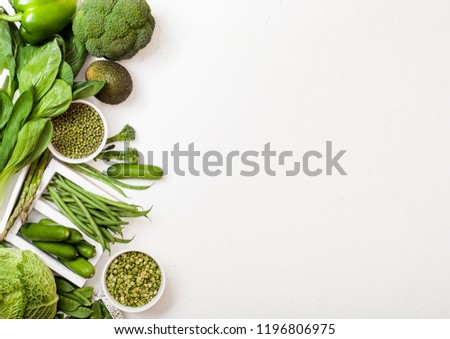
xmin=60 ymin=257 xmax=95 ymax=279
xmin=21 ymin=223 xmax=70 ymax=242
xmin=76 ymin=241 xmax=96 ymax=259
xmin=65 ymin=228 xmax=83 ymax=244
xmin=34 ymin=242 xmax=78 ymax=260
xmin=107 ymin=164 xmax=164 ymax=180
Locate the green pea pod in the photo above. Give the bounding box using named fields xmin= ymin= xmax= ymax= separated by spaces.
xmin=55 ymin=278 xmax=75 ymax=293
xmin=98 ymin=299 xmax=112 ymax=319
xmin=63 ymin=306 xmax=93 ymax=319
xmin=0 ymin=0 xmax=78 ymax=45
xmin=90 ymin=301 xmax=102 ymax=319
xmin=71 ymin=290 xmax=92 ymax=307
xmin=60 ymin=292 xmax=84 ymax=306
xmin=57 ymin=295 xmax=80 ymax=312
xmin=75 ymin=286 xmax=94 ymax=299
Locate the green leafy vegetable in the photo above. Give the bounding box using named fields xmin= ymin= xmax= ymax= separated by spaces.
xmin=0 ymin=90 xmax=13 ymax=130
xmin=0 ymin=89 xmax=34 ymax=171
xmin=58 ymin=61 xmax=74 ymax=87
xmin=72 ymin=81 xmax=105 ymax=100
xmin=16 ymin=45 xmax=38 ymax=76
xmin=0 ymin=119 xmax=53 ymax=203
xmin=0 ymin=248 xmax=58 ymax=319
xmin=63 ymin=25 xmax=88 ymax=77
xmin=18 ymin=39 xmax=62 ymax=102
xmin=30 ymin=79 xmax=72 ymax=119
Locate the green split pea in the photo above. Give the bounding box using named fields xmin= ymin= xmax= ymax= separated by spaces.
xmin=106 ymin=252 xmax=162 ymax=307
xmin=51 ymin=103 xmax=104 ymax=159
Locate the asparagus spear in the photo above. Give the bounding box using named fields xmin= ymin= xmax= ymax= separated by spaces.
xmin=1 ymin=158 xmax=40 ymax=240
xmin=20 ymin=149 xmax=50 ymax=223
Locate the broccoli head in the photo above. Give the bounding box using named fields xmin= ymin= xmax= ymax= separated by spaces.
xmin=97 ymin=147 xmax=140 ymax=164
xmin=73 ymin=0 xmax=156 ymax=61
xmin=107 ymin=124 xmax=136 ymax=144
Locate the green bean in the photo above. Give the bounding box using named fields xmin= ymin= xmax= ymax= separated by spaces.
xmin=61 ymin=177 xmax=140 ymax=211
xmin=113 ymin=236 xmax=135 ymax=244
xmin=106 ymin=224 xmax=123 ymax=236
xmin=68 ymin=163 xmax=127 ymax=197
xmin=99 ymin=227 xmax=115 ymax=244
xmin=47 ymin=187 xmax=96 ymax=240
xmin=113 ymin=208 xmax=152 ymax=218
xmin=71 ymin=194 xmax=106 ymax=250
xmin=64 ymin=202 xmax=122 ymax=224
xmin=54 ymin=176 xmax=116 ymax=217
xmin=74 ymin=163 xmax=151 ymax=191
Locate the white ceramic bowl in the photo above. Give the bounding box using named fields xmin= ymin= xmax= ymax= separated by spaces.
xmin=102 ymin=250 xmax=166 ymax=313
xmin=48 ymin=100 xmax=108 ymax=164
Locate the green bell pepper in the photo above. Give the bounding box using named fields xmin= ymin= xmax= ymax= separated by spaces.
xmin=0 ymin=0 xmax=77 ymax=45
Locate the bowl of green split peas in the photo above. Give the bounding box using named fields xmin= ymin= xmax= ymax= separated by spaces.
xmin=102 ymin=250 xmax=166 ymax=313
xmin=49 ymin=100 xmax=108 ymax=164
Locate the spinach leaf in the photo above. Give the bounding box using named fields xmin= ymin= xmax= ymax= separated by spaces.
xmin=0 ymin=118 xmax=52 ymax=203
xmin=72 ymin=81 xmax=106 ymax=100
xmin=4 ymin=118 xmax=53 ymax=171
xmin=58 ymin=62 xmax=74 ymax=87
xmin=64 ymin=26 xmax=88 ymax=78
xmin=18 ymin=39 xmax=62 ymax=102
xmin=0 ymin=90 xmax=13 ymax=130
xmin=16 ymin=45 xmax=38 ymax=77
xmin=31 ymin=79 xmax=72 ymax=119
xmin=0 ymin=89 xmax=34 ymax=171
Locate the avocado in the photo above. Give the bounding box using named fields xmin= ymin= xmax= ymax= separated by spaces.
xmin=85 ymin=61 xmax=133 ymax=105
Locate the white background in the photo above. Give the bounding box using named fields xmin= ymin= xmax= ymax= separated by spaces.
xmin=3 ymin=0 xmax=450 ymax=318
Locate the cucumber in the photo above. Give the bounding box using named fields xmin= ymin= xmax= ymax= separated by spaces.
xmin=76 ymin=241 xmax=96 ymax=259
xmin=65 ymin=228 xmax=83 ymax=244
xmin=107 ymin=164 xmax=164 ymax=180
xmin=21 ymin=223 xmax=70 ymax=242
xmin=60 ymin=257 xmax=95 ymax=279
xmin=39 ymin=219 xmax=59 ymax=226
xmin=34 ymin=242 xmax=78 ymax=260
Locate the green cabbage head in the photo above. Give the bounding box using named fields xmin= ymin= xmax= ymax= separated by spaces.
xmin=0 ymin=248 xmax=58 ymax=319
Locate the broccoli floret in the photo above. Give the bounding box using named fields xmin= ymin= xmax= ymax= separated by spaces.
xmin=97 ymin=147 xmax=139 ymax=164
xmin=73 ymin=0 xmax=156 ymax=61
xmin=106 ymin=124 xmax=136 ymax=144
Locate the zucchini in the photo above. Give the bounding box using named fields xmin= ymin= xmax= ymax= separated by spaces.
xmin=34 ymin=242 xmax=78 ymax=260
xmin=21 ymin=223 xmax=70 ymax=242
xmin=60 ymin=257 xmax=95 ymax=279
xmin=76 ymin=241 xmax=96 ymax=259
xmin=107 ymin=164 xmax=163 ymax=180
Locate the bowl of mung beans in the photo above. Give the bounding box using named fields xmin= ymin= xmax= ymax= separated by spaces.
xmin=49 ymin=100 xmax=108 ymax=164
xmin=102 ymin=250 xmax=166 ymax=313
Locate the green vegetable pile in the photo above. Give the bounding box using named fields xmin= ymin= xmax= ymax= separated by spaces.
xmin=0 ymin=247 xmax=58 ymax=319
xmin=43 ymin=174 xmax=150 ymax=251
xmin=52 ymin=102 xmax=105 ymax=159
xmin=106 ymin=251 xmax=162 ymax=308
xmin=0 ymin=9 xmax=104 ymax=205
xmin=55 ymin=278 xmax=112 ymax=319
xmin=20 ymin=219 xmax=96 ymax=279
